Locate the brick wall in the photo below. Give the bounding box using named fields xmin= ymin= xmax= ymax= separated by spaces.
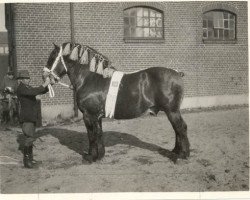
xmin=12 ymin=1 xmax=248 ymax=113
xmin=13 ymin=3 xmax=73 ymax=107
xmin=74 ymin=1 xmax=248 ymax=97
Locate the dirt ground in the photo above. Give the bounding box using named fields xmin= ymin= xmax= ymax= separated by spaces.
xmin=0 ymin=106 xmax=249 ymax=193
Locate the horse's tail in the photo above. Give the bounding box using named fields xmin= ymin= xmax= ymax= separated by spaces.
xmin=179 ymin=72 xmax=185 ymax=77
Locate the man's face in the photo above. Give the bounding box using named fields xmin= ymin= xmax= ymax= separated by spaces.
xmin=18 ymin=79 xmax=30 ymax=85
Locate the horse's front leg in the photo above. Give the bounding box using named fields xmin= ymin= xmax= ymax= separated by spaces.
xmin=83 ymin=116 xmax=105 ymax=163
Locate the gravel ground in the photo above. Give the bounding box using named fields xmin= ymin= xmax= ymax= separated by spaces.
xmin=0 ymin=106 xmax=249 ymax=193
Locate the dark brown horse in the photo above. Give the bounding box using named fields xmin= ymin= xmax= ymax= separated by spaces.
xmin=44 ymin=42 xmax=190 ymax=163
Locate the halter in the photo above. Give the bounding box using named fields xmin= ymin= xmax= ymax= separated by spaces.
xmin=43 ymin=46 xmax=71 ymax=97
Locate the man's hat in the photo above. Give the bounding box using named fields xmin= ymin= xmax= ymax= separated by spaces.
xmin=17 ymin=70 xmax=30 ymax=79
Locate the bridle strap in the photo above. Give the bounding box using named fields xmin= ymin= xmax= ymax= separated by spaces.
xmin=43 ymin=45 xmax=72 ymax=98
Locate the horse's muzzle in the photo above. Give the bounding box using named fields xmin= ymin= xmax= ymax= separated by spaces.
xmin=42 ymin=71 xmax=56 ymax=85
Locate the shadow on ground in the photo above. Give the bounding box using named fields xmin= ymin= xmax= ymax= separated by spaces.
xmin=17 ymin=128 xmax=178 ymax=163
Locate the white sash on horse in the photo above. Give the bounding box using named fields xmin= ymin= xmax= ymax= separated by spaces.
xmin=105 ymin=71 xmax=124 ymax=118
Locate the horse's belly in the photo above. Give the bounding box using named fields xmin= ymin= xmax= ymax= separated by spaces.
xmin=114 ymin=97 xmax=150 ymax=119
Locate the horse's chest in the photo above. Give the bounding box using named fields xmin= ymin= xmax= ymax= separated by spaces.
xmin=76 ymin=90 xmax=105 ymax=114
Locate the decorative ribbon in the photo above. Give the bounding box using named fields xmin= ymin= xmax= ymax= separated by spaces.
xmin=96 ymin=59 xmax=104 ymax=75
xmin=69 ymin=45 xmax=79 ymax=61
xmin=105 ymin=71 xmax=124 ymax=118
xmin=80 ymin=49 xmax=89 ymax=65
xmin=90 ymin=56 xmax=97 ymax=72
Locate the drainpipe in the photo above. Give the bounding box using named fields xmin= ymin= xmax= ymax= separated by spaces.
xmin=5 ymin=4 xmax=17 ymax=75
xmin=70 ymin=3 xmax=78 ymax=117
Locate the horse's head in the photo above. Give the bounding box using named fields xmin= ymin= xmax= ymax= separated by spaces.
xmin=44 ymin=43 xmax=68 ymax=84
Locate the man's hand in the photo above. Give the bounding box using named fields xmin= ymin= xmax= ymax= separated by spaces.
xmin=42 ymin=77 xmax=51 ymax=88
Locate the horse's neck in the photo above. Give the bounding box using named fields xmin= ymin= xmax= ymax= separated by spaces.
xmin=66 ymin=62 xmax=90 ymax=90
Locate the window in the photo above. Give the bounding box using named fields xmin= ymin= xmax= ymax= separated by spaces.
xmin=0 ymin=47 xmax=4 ymax=54
xmin=124 ymin=7 xmax=163 ymax=39
xmin=4 ymin=47 xmax=9 ymax=54
xmin=203 ymin=10 xmax=236 ymax=41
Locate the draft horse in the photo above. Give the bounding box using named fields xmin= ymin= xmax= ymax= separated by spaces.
xmin=44 ymin=42 xmax=190 ymax=163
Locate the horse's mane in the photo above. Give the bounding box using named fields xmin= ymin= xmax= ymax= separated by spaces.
xmin=61 ymin=42 xmax=111 ymax=69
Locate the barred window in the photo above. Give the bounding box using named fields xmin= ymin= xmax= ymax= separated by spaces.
xmin=124 ymin=7 xmax=163 ymax=39
xmin=203 ymin=10 xmax=236 ymax=41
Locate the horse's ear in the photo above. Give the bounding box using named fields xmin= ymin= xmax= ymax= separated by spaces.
xmin=53 ymin=43 xmax=59 ymax=49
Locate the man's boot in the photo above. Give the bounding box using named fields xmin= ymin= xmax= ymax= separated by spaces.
xmin=28 ymin=145 xmax=38 ymax=165
xmin=23 ymin=146 xmax=33 ymax=168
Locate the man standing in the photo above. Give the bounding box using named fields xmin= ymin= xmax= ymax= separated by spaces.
xmin=16 ymin=70 xmax=50 ymax=169
xmin=1 ymin=71 xmax=18 ymax=95
xmin=0 ymin=71 xmax=18 ymax=124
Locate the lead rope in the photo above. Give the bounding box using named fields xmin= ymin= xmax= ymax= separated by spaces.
xmin=48 ymin=84 xmax=55 ymax=98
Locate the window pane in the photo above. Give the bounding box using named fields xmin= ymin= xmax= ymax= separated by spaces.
xmin=150 ymin=18 xmax=156 ymax=27
xmin=137 ymin=8 xmax=143 ymax=17
xmin=223 ymin=12 xmax=228 ymax=19
xmin=219 ymin=20 xmax=224 ymax=27
xmin=144 ymin=18 xmax=149 ymax=26
xmin=208 ymin=30 xmax=213 ymax=38
xmin=156 ymin=18 xmax=162 ymax=27
xmin=224 ymin=30 xmax=229 ymax=39
xmin=0 ymin=47 xmax=4 ymax=54
xmin=203 ymin=29 xmax=207 ymax=38
xmin=229 ymin=30 xmax=235 ymax=39
xmin=150 ymin=10 xmax=156 ymax=17
xmin=135 ymin=27 xmax=143 ymax=37
xmin=208 ymin=20 xmax=213 ymax=28
xmin=229 ymin=14 xmax=235 ymax=20
xmin=130 ymin=8 xmax=136 ymax=17
xmin=131 ymin=27 xmax=136 ymax=37
xmin=156 ymin=12 xmax=161 ymax=18
xmin=224 ymin=20 xmax=228 ymax=28
xmin=137 ymin=17 xmax=143 ymax=26
xmin=143 ymin=9 xmax=148 ymax=17
xmin=149 ymin=28 xmax=156 ymax=37
xmin=213 ymin=12 xmax=223 ymax=21
xmin=155 ymin=28 xmax=162 ymax=37
xmin=214 ymin=29 xmax=218 ymax=38
xmin=219 ymin=29 xmax=223 ymax=39
xmin=229 ymin=20 xmax=235 ymax=29
xmin=130 ymin=17 xmax=136 ymax=27
xmin=124 ymin=17 xmax=129 ymax=26
xmin=5 ymin=47 xmax=8 ymax=54
xmin=144 ymin=28 xmax=150 ymax=37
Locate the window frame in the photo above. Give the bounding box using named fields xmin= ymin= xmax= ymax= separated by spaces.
xmin=202 ymin=9 xmax=237 ymax=44
xmin=123 ymin=6 xmax=165 ymax=42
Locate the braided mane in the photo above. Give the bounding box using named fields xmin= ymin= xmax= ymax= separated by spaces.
xmin=61 ymin=42 xmax=111 ymax=68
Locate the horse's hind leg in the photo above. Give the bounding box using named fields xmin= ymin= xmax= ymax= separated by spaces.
xmin=165 ymin=110 xmax=190 ymax=159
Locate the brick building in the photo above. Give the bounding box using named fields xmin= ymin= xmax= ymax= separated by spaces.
xmin=5 ymin=1 xmax=248 ymax=120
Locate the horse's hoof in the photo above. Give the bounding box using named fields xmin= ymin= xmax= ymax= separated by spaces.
xmin=172 ymin=147 xmax=181 ymax=155
xmin=177 ymin=151 xmax=190 ymax=159
xmin=83 ymin=153 xmax=93 ymax=164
